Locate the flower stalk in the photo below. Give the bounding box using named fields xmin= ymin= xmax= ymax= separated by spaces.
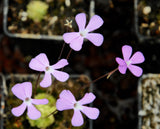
xmin=80 ymin=67 xmax=119 ymax=90
xmin=33 ymin=72 xmax=41 ymax=98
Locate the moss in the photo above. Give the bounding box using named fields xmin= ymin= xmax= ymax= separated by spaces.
xmin=27 ymin=93 xmax=56 ymax=128
xmin=27 ymin=0 xmax=49 ymax=22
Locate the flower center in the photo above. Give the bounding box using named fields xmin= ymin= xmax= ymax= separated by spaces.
xmin=25 ymin=97 xmax=30 ymax=102
xmin=45 ymin=66 xmax=50 ymax=71
xmin=74 ymin=102 xmax=82 ymax=110
xmin=80 ymin=29 xmax=88 ymax=37
xmin=45 ymin=66 xmax=54 ymax=73
xmin=126 ymin=60 xmax=131 ymax=66
xmin=24 ymin=97 xmax=32 ymax=105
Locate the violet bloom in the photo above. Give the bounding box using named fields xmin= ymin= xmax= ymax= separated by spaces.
xmin=116 ymin=45 xmax=145 ymax=77
xmin=29 ymin=53 xmax=69 ymax=87
xmin=63 ymin=13 xmax=104 ymax=51
xmin=56 ymin=90 xmax=100 ymax=127
xmin=11 ymin=82 xmax=48 ymax=120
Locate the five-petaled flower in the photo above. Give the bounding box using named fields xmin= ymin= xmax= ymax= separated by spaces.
xmin=56 ymin=90 xmax=100 ymax=127
xmin=116 ymin=45 xmax=145 ymax=77
xmin=63 ymin=13 xmax=104 ymax=51
xmin=11 ymin=82 xmax=48 ymax=120
xmin=29 ymin=53 xmax=69 ymax=87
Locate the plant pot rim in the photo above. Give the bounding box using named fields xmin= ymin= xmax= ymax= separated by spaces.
xmin=3 ymin=0 xmax=95 ymax=41
xmin=0 ymin=73 xmax=93 ymax=129
xmin=134 ymin=0 xmax=160 ymax=43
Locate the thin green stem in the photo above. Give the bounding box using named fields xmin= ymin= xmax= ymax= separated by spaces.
xmin=106 ymin=67 xmax=118 ymax=79
xmin=93 ymin=67 xmax=118 ymax=82
xmin=66 ymin=48 xmax=72 ymax=60
xmin=45 ymin=109 xmax=58 ymax=118
xmin=50 ymin=79 xmax=57 ymax=95
xmin=58 ymin=42 xmax=66 ymax=60
xmin=92 ymin=73 xmax=108 ymax=83
xmin=82 ymin=67 xmax=118 ymax=88
xmin=58 ymin=26 xmax=69 ymax=61
xmin=33 ymin=72 xmax=41 ymax=98
xmin=60 ymin=48 xmax=72 ymax=72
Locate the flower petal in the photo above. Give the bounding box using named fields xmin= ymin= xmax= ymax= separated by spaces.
xmin=11 ymin=82 xmax=32 ymax=100
xmin=29 ymin=59 xmax=45 ymax=72
xmin=128 ymin=64 xmax=143 ymax=77
xmin=116 ymin=57 xmax=126 ymax=66
xmin=51 ymin=70 xmax=69 ymax=82
xmin=35 ymin=53 xmax=49 ymax=66
xmin=29 ymin=53 xmax=49 ymax=71
xmin=71 ymin=110 xmax=84 ymax=127
xmin=24 ymin=82 xmax=32 ymax=98
xmin=56 ymin=98 xmax=74 ymax=111
xmin=40 ymin=73 xmax=52 ymax=88
xmin=86 ymin=15 xmax=104 ymax=32
xmin=51 ymin=59 xmax=69 ymax=69
xmin=85 ymin=33 xmax=104 ymax=46
xmin=56 ymin=90 xmax=76 ymax=111
xmin=118 ymin=65 xmax=128 ymax=74
xmin=63 ymin=32 xmax=80 ymax=43
xmin=31 ymin=99 xmax=48 ymax=105
xmin=11 ymin=102 xmax=27 ymax=117
xmin=59 ymin=90 xmax=76 ymax=102
xmin=69 ymin=37 xmax=84 ymax=51
xmin=12 ymin=84 xmax=25 ymax=100
xmin=27 ymin=104 xmax=41 ymax=120
xmin=78 ymin=93 xmax=96 ymax=105
xmin=116 ymin=57 xmax=128 ymax=74
xmin=122 ymin=45 xmax=132 ymax=61
xmin=81 ymin=106 xmax=100 ymax=119
xmin=75 ymin=13 xmax=86 ymax=31
xmin=130 ymin=51 xmax=145 ymax=64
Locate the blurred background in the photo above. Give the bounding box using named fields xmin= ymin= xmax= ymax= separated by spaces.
xmin=0 ymin=0 xmax=160 ymax=129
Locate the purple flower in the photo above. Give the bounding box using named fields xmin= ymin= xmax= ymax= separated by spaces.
xmin=56 ymin=90 xmax=100 ymax=127
xmin=116 ymin=45 xmax=145 ymax=77
xmin=29 ymin=53 xmax=69 ymax=87
xmin=63 ymin=13 xmax=104 ymax=51
xmin=11 ymin=82 xmax=48 ymax=120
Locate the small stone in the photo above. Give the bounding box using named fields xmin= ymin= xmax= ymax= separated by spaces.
xmin=150 ymin=22 xmax=155 ymax=28
xmin=143 ymin=6 xmax=151 ymax=15
xmin=138 ymin=110 xmax=147 ymax=116
xmin=65 ymin=0 xmax=71 ymax=7
xmin=49 ymin=16 xmax=58 ymax=26
xmin=141 ymin=23 xmax=149 ymax=28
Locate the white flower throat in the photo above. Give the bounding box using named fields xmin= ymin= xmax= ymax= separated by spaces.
xmin=74 ymin=102 xmax=82 ymax=110
xmin=45 ymin=66 xmax=54 ymax=73
xmin=24 ymin=97 xmax=32 ymax=105
xmin=45 ymin=66 xmax=50 ymax=71
xmin=79 ymin=29 xmax=88 ymax=38
xmin=126 ymin=60 xmax=131 ymax=66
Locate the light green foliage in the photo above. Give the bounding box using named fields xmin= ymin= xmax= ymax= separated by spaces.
xmin=27 ymin=93 xmax=57 ymax=128
xmin=27 ymin=0 xmax=49 ymax=22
